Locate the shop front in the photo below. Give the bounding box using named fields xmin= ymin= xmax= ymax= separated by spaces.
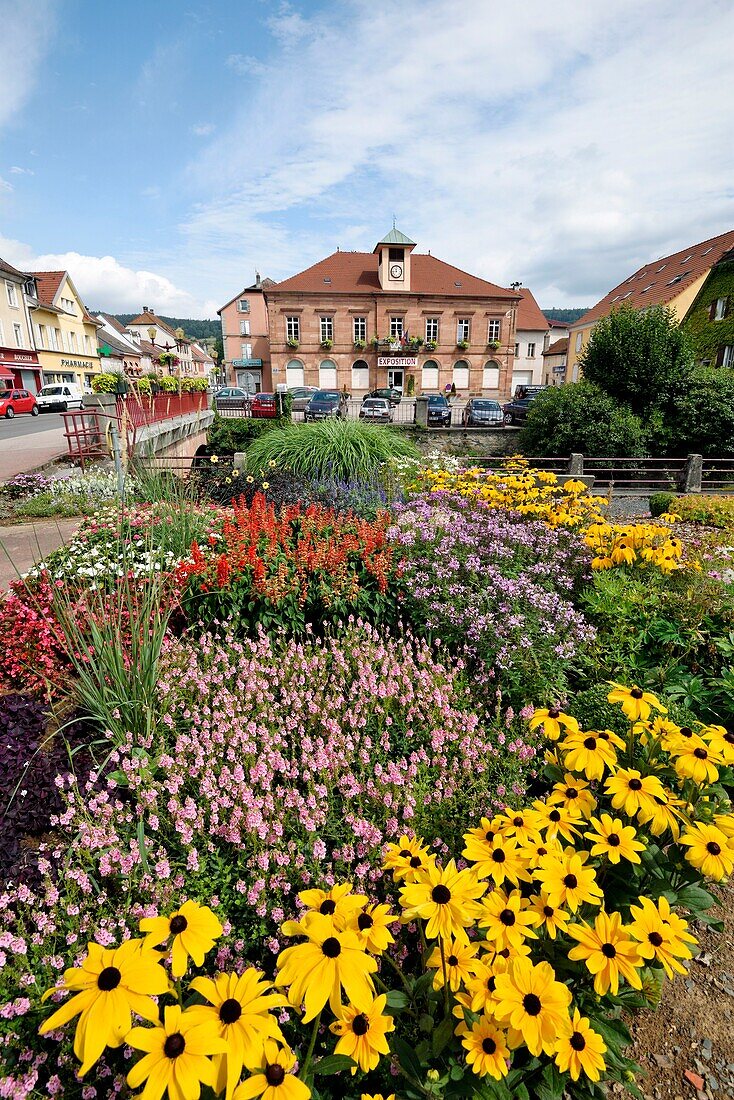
xmin=39 ymin=356 xmax=100 ymax=391
xmin=0 ymin=347 xmax=42 ymax=393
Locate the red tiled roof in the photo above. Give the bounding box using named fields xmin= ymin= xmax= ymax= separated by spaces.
xmin=542 ymin=337 xmax=568 ymax=357
xmin=575 ymin=227 xmax=734 ymax=328
xmin=127 ymin=310 xmax=178 ymax=338
xmin=269 ymin=251 xmax=516 ymax=299
xmin=31 ymin=270 xmax=66 ymax=308
xmin=99 ymin=312 xmax=129 ymax=335
xmin=515 ymin=288 xmax=548 ymax=331
xmin=547 ymin=318 xmax=569 ymax=328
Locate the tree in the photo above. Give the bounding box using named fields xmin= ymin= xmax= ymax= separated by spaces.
xmin=579 ymin=304 xmax=694 ymax=415
xmin=671 ymin=367 xmax=734 ymax=456
xmin=519 ymin=383 xmax=649 ymax=457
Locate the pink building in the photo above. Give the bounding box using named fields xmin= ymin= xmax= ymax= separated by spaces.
xmin=218 ymin=276 xmax=274 ymax=392
xmin=264 ymin=229 xmax=521 ymax=399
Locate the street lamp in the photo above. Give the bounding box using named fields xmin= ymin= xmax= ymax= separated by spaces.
xmin=211 ymin=348 xmax=220 ymax=387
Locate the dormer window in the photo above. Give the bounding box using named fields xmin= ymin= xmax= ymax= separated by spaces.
xmin=389 ymin=248 xmax=404 ymax=262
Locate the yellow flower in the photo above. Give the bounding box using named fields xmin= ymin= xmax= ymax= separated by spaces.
xmin=714 ymin=812 xmax=734 ymax=838
xmin=382 ymin=836 xmax=436 ymax=883
xmin=330 ymin=994 xmax=394 ymax=1073
xmin=187 ymin=969 xmax=287 ymax=1100
xmin=554 ymin=1008 xmax=607 ymax=1082
xmin=584 ymin=814 xmax=645 ymax=864
xmin=560 ymin=729 xmax=617 ymax=781
xmin=284 ymin=884 xmax=367 ymax=934
xmin=702 ymin=724 xmax=734 ymax=764
xmin=210 ymin=455 xmax=219 ymax=464
xmin=528 ymin=707 xmax=579 ymax=741
xmin=496 ymin=806 xmax=542 ymax=845
xmin=399 ymin=860 xmax=486 ymax=942
xmin=547 ymin=773 xmax=597 ymax=819
xmin=534 ymin=848 xmax=603 ymax=912
xmin=607 ymin=682 xmax=666 ymax=722
xmin=531 ymin=799 xmax=582 ymax=843
xmin=477 ymin=889 xmax=539 ymax=953
xmin=140 ymin=900 xmax=223 ymax=979
xmin=39 ymin=939 xmax=169 ymax=1076
xmin=604 ymin=769 xmax=667 ymax=819
xmin=461 ymin=831 xmax=530 ymax=888
xmin=348 ymin=903 xmax=395 ymax=955
xmin=567 ymin=911 xmax=644 ymax=995
xmin=527 ymin=893 xmax=570 ymax=940
xmin=246 ymin=475 xmax=254 ymax=483
xmin=126 ymin=1003 xmax=228 ymax=1100
xmin=493 ymin=957 xmax=572 ymax=1056
xmin=234 ymin=1041 xmax=311 ymax=1099
xmin=461 ymin=1015 xmax=510 ymax=1080
xmin=361 ymin=1095 xmax=395 ymax=1100
xmin=673 ymin=738 xmax=723 ymax=785
xmin=261 ymin=482 xmax=270 ymax=489
xmin=627 ymin=896 xmax=697 ymax=978
xmin=518 ymin=835 xmax=562 ymax=867
xmin=275 ymin=914 xmax=377 ymax=1022
xmin=680 ymin=821 xmax=734 ymax=880
xmin=463 ymin=954 xmax=509 ymax=1015
xmin=426 ymin=938 xmax=481 ymax=990
xmin=636 ymin=791 xmax=686 ymax=840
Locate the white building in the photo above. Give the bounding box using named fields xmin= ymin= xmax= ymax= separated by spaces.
xmin=512 ymin=289 xmax=551 ymax=392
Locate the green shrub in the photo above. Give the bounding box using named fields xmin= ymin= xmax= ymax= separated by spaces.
xmin=180 ymin=377 xmax=208 ymax=392
xmin=135 ymin=377 xmax=152 ymax=395
xmin=156 ymin=375 xmax=179 ymax=393
xmin=207 ymin=414 xmax=283 ymax=455
xmin=245 ymin=418 xmax=420 ymax=481
xmin=665 ymin=494 xmax=734 ymax=529
xmin=671 ymin=367 xmax=734 ymax=456
xmin=91 ymin=372 xmax=124 ymax=393
xmin=519 ymin=382 xmax=649 ymax=456
xmin=649 ymin=491 xmax=677 ymax=516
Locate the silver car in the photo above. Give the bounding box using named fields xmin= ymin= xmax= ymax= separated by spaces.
xmin=288 ymin=385 xmax=318 ymax=412
xmin=359 ymin=397 xmax=393 ymax=422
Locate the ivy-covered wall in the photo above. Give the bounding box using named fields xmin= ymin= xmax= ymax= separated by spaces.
xmin=683 ymin=258 xmax=734 ymax=364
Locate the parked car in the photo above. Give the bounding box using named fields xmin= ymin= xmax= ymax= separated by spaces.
xmin=502 ymin=395 xmax=540 ymax=424
xmin=513 ymin=384 xmax=547 ymax=401
xmin=366 ymin=387 xmax=402 ymax=406
xmin=250 ymin=392 xmax=279 ymax=418
xmin=0 ymin=388 xmax=38 ymax=419
xmin=35 ymin=383 xmax=84 ymax=412
xmin=288 ymin=385 xmax=318 ymax=411
xmin=359 ymin=397 xmax=393 ymax=423
xmin=424 ymin=394 xmax=452 ymax=427
xmin=462 ymin=398 xmax=504 ymax=427
xmin=304 ymin=390 xmax=345 ymax=420
xmin=215 ymin=386 xmax=251 ymax=412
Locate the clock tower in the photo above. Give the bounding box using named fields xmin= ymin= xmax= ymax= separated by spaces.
xmin=374 ymin=227 xmax=416 ymax=292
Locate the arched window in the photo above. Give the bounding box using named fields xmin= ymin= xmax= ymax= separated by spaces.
xmin=286 ymin=358 xmax=304 ymax=388
xmin=319 ymin=359 xmax=338 ymax=389
xmin=421 ymin=359 xmax=439 ymax=390
xmin=482 ymin=360 xmax=500 ymax=389
xmin=453 ymin=360 xmax=470 ymax=389
xmin=351 ymin=359 xmax=370 ymax=391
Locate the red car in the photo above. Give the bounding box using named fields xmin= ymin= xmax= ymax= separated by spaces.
xmin=0 ymin=387 xmax=39 ymax=419
xmin=250 ymin=392 xmax=279 ymax=418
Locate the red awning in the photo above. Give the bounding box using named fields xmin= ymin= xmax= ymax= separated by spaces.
xmin=0 ymin=368 xmax=14 ymax=383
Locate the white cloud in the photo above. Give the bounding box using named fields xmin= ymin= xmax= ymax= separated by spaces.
xmin=0 ymin=236 xmax=218 ymax=318
xmin=9 ymin=166 xmax=34 ymax=175
xmin=0 ymin=0 xmax=55 ymax=130
xmin=192 ymin=122 xmax=215 ymax=137
xmin=0 ymin=178 xmax=13 ymax=194
xmin=182 ymin=0 xmax=734 ymax=307
xmin=226 ymin=53 xmax=267 ymax=77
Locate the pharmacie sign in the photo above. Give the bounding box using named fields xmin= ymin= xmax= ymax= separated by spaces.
xmin=378 ymin=356 xmax=418 ymax=367
xmin=60 ymin=358 xmax=94 ymax=368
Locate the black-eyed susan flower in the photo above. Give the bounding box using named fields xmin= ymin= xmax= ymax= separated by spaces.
xmin=187 ymin=969 xmax=287 ymax=1100
xmin=702 ymin=724 xmax=734 ymax=764
xmin=330 ymin=994 xmax=395 ymax=1073
xmin=496 ymin=806 xmax=542 ymax=845
xmin=462 ymin=831 xmax=530 ymax=888
xmin=547 ymin=773 xmax=597 ymax=819
xmin=399 ymin=860 xmax=486 ymax=943
xmin=275 ymin=913 xmax=377 ymax=1022
xmin=39 ymin=939 xmax=169 ymax=1076
xmin=673 ymin=738 xmax=724 ymax=785
xmin=477 ymin=889 xmax=539 ymax=954
xmin=126 ymin=1003 xmax=228 ymax=1100
xmin=527 ymin=893 xmax=570 ymax=940
xmin=234 ymin=1041 xmax=311 ymax=1099
xmin=567 ymin=911 xmax=644 ymax=996
xmin=534 ymin=848 xmax=603 ymax=912
xmin=608 ymin=682 xmax=666 ymax=722
xmin=636 ymin=790 xmax=686 ymax=840
xmin=462 ymin=815 xmax=503 ymax=848
xmin=528 ymin=707 xmax=579 ymax=742
xmin=560 ymin=729 xmax=617 ymax=781
xmin=627 ymin=896 xmax=697 ymax=978
xmin=461 ymin=1015 xmax=510 ymax=1080
xmin=360 ymin=1094 xmax=395 ymax=1100
xmin=583 ymin=814 xmax=645 ymax=864
xmin=426 ymin=938 xmax=481 ymax=991
xmin=463 ymin=954 xmax=509 ymax=1015
xmin=493 ymin=957 xmax=572 ymax=1057
xmin=680 ymin=821 xmax=734 ymax=880
xmin=714 ymin=811 xmax=734 ymax=839
xmin=140 ymin=900 xmax=224 ymax=978
xmin=604 ymin=769 xmax=667 ymax=819
xmin=348 ymin=903 xmax=395 ymax=955
xmin=518 ymin=835 xmax=562 ymax=867
xmin=554 ymin=1008 xmax=607 ymax=1082
xmin=285 ymin=884 xmax=367 ymax=933
xmin=532 ymin=799 xmax=582 ymax=843
xmin=382 ymin=835 xmax=436 ymax=883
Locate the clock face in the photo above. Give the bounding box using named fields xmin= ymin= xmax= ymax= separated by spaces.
xmin=390 ymin=263 xmax=403 ymax=279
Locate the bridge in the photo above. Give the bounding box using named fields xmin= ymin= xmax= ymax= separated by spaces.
xmin=61 ymin=392 xmax=214 ymax=469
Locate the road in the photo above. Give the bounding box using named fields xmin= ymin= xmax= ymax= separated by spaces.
xmin=0 ymin=411 xmax=68 ymax=481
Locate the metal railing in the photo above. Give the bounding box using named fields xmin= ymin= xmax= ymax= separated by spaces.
xmin=701 ymin=457 xmax=734 ymax=493
xmin=121 ymin=391 xmax=209 ymax=430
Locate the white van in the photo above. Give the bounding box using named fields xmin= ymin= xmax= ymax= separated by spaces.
xmin=35 ymin=383 xmax=84 ymax=412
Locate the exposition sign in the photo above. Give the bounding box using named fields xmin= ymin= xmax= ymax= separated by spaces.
xmin=378 ymin=356 xmax=418 ymax=367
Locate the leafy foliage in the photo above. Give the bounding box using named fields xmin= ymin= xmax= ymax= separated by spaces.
xmin=207 ymin=412 xmax=284 ymax=454
xmin=682 ymin=256 xmax=734 ymax=365
xmin=245 ymin=418 xmax=420 ymax=481
xmin=670 ymin=366 xmax=734 ymax=456
xmin=519 ymin=383 xmax=648 ymax=457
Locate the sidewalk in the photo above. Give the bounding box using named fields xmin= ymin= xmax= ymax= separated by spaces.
xmin=0 ymin=425 xmax=67 ymax=482
xmin=0 ymin=517 xmax=79 ymax=590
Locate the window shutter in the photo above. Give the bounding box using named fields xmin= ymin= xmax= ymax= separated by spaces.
xmin=716 ymin=345 xmax=725 ymax=367
xmin=709 ymin=301 xmax=717 ymax=321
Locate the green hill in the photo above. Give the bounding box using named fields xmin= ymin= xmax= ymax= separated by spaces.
xmin=542 ymin=308 xmax=589 ymax=324
xmin=110 ymin=315 xmax=222 ymax=342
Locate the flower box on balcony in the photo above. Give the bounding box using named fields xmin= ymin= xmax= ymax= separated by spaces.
xmin=320 ymin=339 xmax=333 ymax=351
xmin=457 ymin=340 xmax=470 ymax=351
xmin=286 ymin=338 xmax=299 ymax=350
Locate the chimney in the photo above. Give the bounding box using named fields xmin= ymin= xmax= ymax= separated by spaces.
xmin=255 ymin=272 xmax=261 ymax=290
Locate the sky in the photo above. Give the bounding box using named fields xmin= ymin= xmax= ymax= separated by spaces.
xmin=1 ymin=0 xmax=733 ymax=319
